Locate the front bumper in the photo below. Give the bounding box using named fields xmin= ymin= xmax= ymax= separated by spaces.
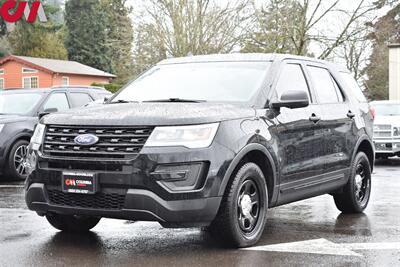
xmin=25 ymin=141 xmax=235 ymax=226
xmin=373 ymin=139 xmax=400 ymax=155
xmin=26 ymin=183 xmax=221 ymax=226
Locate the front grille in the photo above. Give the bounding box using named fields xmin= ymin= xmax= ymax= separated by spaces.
xmin=374 ymin=132 xmax=392 ymax=138
xmin=43 ymin=125 xmax=153 ymax=159
xmin=48 ymin=190 xmax=126 ymax=210
xmin=375 ymin=124 xmax=392 ymax=131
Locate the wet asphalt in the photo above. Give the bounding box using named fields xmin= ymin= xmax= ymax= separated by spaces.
xmin=1 ymin=160 xmax=400 ymax=267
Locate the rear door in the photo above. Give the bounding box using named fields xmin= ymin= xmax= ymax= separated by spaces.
xmin=68 ymin=91 xmax=94 ymax=108
xmin=305 ymin=63 xmax=354 ymax=173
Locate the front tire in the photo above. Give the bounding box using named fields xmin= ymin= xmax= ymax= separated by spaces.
xmin=7 ymin=140 xmax=29 ymax=181
xmin=210 ymin=163 xmax=268 ymax=248
xmin=334 ymin=152 xmax=372 ymax=213
xmin=46 ymin=213 xmax=101 ymax=232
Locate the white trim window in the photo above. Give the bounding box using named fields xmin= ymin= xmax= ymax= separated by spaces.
xmin=0 ymin=69 xmax=4 ymax=75
xmin=62 ymin=76 xmax=70 ymax=86
xmin=0 ymin=78 xmax=4 ymax=90
xmin=22 ymin=68 xmax=38 ymax=74
xmin=23 ymin=77 xmax=39 ymax=88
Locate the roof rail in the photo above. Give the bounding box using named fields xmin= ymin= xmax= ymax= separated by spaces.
xmin=50 ymin=85 xmax=107 ymax=90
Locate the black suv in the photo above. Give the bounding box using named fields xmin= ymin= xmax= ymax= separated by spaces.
xmin=25 ymin=54 xmax=374 ymax=247
xmin=0 ymin=86 xmax=111 ymax=180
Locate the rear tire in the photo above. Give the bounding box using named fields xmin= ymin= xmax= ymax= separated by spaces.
xmin=209 ymin=163 xmax=268 ymax=248
xmin=7 ymin=140 xmax=29 ymax=181
xmin=46 ymin=213 xmax=101 ymax=232
xmin=334 ymin=152 xmax=372 ymax=213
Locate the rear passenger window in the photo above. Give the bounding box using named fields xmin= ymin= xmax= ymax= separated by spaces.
xmin=307 ymin=66 xmax=344 ymax=104
xmin=340 ymin=72 xmax=367 ymax=102
xmin=275 ymin=64 xmax=310 ymax=101
xmin=70 ymin=93 xmax=93 ymax=108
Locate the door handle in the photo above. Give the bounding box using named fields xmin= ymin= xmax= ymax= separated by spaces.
xmin=309 ymin=114 xmax=321 ymax=123
xmin=347 ymin=111 xmax=356 ymax=119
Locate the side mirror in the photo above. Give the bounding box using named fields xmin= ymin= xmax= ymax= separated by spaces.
xmin=270 ymin=90 xmax=310 ymax=109
xmin=38 ymin=108 xmax=58 ymax=119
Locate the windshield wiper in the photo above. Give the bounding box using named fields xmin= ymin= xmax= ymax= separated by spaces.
xmin=109 ymin=100 xmax=139 ymax=104
xmin=144 ymin=98 xmax=206 ymax=103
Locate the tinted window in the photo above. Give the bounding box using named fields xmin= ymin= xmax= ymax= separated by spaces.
xmin=340 ymin=72 xmax=367 ymax=102
xmin=70 ymin=93 xmax=93 ymax=108
xmin=43 ymin=93 xmax=69 ymax=112
xmin=275 ymin=64 xmax=310 ymax=101
xmin=308 ymin=66 xmax=343 ymax=104
xmin=94 ymin=92 xmax=112 ymax=100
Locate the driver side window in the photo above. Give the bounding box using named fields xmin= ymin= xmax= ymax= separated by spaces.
xmin=275 ymin=64 xmax=311 ymax=102
xmin=43 ymin=93 xmax=70 ymax=112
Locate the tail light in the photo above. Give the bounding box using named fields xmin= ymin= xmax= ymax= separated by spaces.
xmin=369 ymin=106 xmax=376 ymax=120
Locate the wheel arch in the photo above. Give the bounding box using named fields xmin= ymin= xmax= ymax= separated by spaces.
xmin=219 ymin=143 xmax=278 ymax=207
xmin=353 ymin=136 xmax=374 ymax=172
xmin=5 ymin=133 xmax=32 ymax=160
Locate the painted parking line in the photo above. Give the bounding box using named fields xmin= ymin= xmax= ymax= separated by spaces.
xmin=0 ymin=185 xmax=24 ymax=188
xmin=242 ymin=238 xmax=400 ymax=257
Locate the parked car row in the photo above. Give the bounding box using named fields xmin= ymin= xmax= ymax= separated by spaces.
xmin=0 ymin=86 xmax=111 ymax=180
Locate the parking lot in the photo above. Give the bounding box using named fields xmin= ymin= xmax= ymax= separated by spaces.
xmin=0 ymin=159 xmax=399 ymax=267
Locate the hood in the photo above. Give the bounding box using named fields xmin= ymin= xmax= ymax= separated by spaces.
xmin=374 ymin=115 xmax=400 ymax=126
xmin=0 ymin=114 xmax=32 ymax=124
xmin=42 ymin=103 xmax=255 ymax=126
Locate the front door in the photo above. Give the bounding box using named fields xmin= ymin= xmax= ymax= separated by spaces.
xmin=270 ymin=61 xmax=326 ymax=204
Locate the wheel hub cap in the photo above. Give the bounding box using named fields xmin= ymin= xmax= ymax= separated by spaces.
xmin=355 ymin=174 xmax=363 ymax=191
xmin=240 ymin=194 xmax=252 ymax=217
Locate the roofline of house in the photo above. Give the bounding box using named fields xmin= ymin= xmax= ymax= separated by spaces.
xmin=388 ymin=43 xmax=400 ymax=48
xmin=0 ymin=55 xmax=116 ymax=78
xmin=0 ymin=55 xmax=54 ymax=74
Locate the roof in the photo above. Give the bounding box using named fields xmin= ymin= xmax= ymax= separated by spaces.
xmin=0 ymin=55 xmax=116 ymax=78
xmin=388 ymin=43 xmax=400 ymax=48
xmin=370 ymin=100 xmax=400 ymax=105
xmin=0 ymin=86 xmax=109 ymax=94
xmin=158 ymin=53 xmax=348 ymax=71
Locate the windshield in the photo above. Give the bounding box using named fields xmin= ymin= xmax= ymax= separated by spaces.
xmin=113 ymin=61 xmax=271 ymax=103
xmin=373 ymin=104 xmax=400 ymax=116
xmin=0 ymin=93 xmax=42 ymax=115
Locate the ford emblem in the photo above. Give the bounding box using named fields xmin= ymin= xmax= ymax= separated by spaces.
xmin=74 ymin=134 xmax=99 ymax=146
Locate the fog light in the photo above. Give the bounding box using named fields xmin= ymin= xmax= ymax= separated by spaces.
xmin=151 ymin=163 xmax=205 ymax=191
xmin=26 ymin=151 xmax=37 ymax=176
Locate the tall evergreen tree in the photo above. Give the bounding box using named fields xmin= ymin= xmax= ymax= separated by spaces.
xmin=364 ymin=4 xmax=400 ymax=100
xmin=101 ymin=0 xmax=134 ymax=83
xmin=65 ymin=0 xmax=112 ymax=73
xmin=7 ymin=0 xmax=68 ymax=59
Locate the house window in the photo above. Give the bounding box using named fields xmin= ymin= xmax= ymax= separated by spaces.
xmin=0 ymin=69 xmax=4 ymax=75
xmin=23 ymin=77 xmax=39 ymax=88
xmin=0 ymin=78 xmax=4 ymax=90
xmin=62 ymin=77 xmax=70 ymax=86
xmin=22 ymin=68 xmax=38 ymax=74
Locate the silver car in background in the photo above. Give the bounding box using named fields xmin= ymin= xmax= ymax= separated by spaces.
xmin=370 ymin=101 xmax=400 ymax=159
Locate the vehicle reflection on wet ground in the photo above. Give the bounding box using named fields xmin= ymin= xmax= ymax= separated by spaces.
xmin=1 ymin=159 xmax=399 ymax=267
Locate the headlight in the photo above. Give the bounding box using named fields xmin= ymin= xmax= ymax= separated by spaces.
xmin=145 ymin=123 xmax=219 ymax=148
xmin=30 ymin=123 xmax=46 ymax=150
